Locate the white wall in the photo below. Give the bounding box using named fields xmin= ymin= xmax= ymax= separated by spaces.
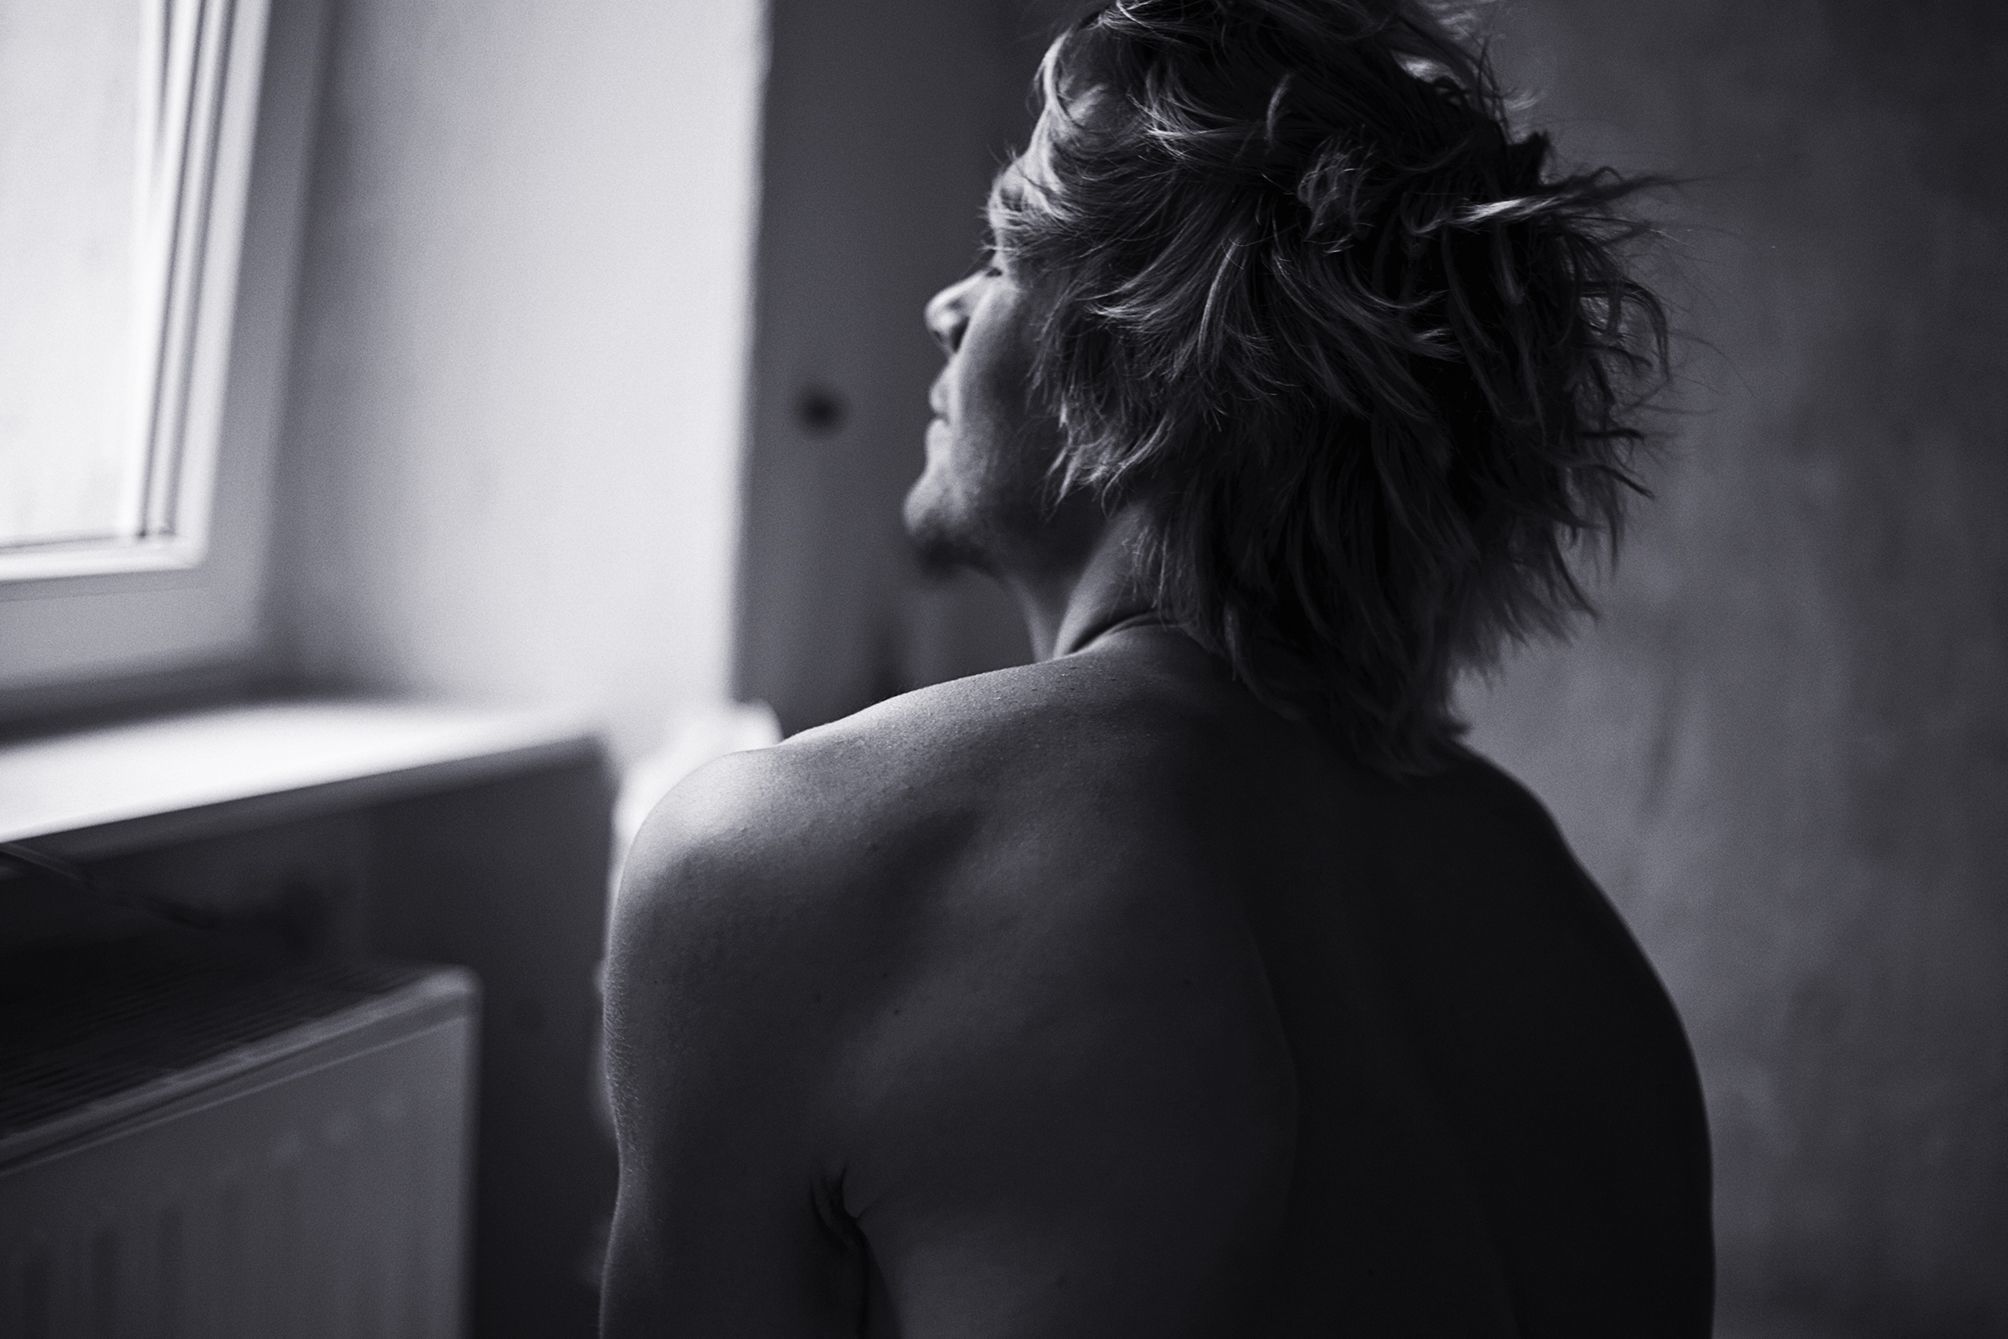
xmin=272 ymin=1 xmax=766 ymax=765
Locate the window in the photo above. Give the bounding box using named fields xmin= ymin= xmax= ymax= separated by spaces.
xmin=0 ymin=0 xmax=266 ymax=581
xmin=0 ymin=0 xmax=319 ymax=710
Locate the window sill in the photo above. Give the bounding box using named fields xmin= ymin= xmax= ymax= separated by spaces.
xmin=0 ymin=697 xmax=602 ymax=859
xmin=0 ymin=536 xmax=210 ymax=587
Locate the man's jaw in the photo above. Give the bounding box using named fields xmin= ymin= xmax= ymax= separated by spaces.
xmin=903 ymin=471 xmax=990 ymax=579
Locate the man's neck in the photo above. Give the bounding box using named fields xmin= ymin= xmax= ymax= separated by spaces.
xmin=1007 ymin=503 xmax=1161 ymax=662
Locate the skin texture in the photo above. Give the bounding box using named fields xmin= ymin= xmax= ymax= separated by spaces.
xmin=600 ymin=140 xmax=1713 ymax=1339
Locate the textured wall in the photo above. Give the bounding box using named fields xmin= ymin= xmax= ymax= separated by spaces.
xmin=271 ymin=0 xmax=765 ymax=765
xmin=1465 ymin=2 xmax=2008 ymax=1332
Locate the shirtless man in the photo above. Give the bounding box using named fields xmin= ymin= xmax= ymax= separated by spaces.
xmin=602 ymin=2 xmax=1713 ymax=1334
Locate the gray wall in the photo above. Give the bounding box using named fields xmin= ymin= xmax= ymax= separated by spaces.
xmin=739 ymin=1 xmax=2008 ymax=1334
xmin=270 ymin=0 xmax=764 ymax=766
xmin=1468 ymin=2 xmax=2008 ymax=1333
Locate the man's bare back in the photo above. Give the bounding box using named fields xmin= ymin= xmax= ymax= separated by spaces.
xmin=601 ymin=625 xmax=1712 ymax=1335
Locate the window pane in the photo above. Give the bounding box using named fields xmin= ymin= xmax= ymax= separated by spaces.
xmin=0 ymin=1 xmax=146 ymax=548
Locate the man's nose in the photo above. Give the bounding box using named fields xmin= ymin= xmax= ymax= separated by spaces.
xmin=925 ymin=277 xmax=975 ymax=353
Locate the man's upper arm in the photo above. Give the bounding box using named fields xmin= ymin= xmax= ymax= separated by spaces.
xmin=599 ymin=752 xmax=861 ymax=1337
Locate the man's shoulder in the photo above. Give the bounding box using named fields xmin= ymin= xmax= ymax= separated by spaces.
xmin=673 ymin=654 xmax=1187 ymax=835
xmin=619 ymin=659 xmax=1169 ymax=930
xmin=795 ymin=651 xmax=1192 ymax=781
xmin=613 ymin=652 xmax=1246 ymax=1037
xmin=608 ymin=658 xmax=1270 ymax=1126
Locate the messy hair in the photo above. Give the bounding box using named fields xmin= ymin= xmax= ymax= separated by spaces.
xmin=994 ymin=0 xmax=1670 ymax=775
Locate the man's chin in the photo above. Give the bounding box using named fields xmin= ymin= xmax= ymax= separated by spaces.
xmin=902 ymin=487 xmax=993 ymax=579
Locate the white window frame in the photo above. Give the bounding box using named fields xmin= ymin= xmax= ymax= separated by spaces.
xmin=0 ymin=0 xmax=321 ymax=713
xmin=0 ymin=0 xmax=267 ymax=582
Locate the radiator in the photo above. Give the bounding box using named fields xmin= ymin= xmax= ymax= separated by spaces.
xmin=0 ymin=930 xmax=477 ymax=1338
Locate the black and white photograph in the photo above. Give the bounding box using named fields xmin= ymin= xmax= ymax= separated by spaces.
xmin=0 ymin=1 xmax=2002 ymax=1335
